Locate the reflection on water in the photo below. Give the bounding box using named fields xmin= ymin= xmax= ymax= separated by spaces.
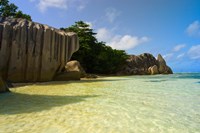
xmin=0 ymin=74 xmax=200 ymax=133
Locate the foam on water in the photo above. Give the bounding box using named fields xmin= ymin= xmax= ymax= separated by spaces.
xmin=0 ymin=73 xmax=200 ymax=133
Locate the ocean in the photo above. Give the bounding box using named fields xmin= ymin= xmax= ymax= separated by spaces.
xmin=0 ymin=73 xmax=199 ymax=133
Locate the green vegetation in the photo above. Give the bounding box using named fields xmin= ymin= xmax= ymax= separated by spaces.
xmin=61 ymin=21 xmax=128 ymax=74
xmin=0 ymin=0 xmax=31 ymax=21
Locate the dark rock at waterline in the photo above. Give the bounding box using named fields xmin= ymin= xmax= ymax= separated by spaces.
xmin=118 ymin=53 xmax=173 ymax=75
xmin=0 ymin=18 xmax=79 ymax=84
xmin=0 ymin=76 xmax=9 ymax=93
xmin=85 ymin=74 xmax=98 ymax=79
xmin=54 ymin=71 xmax=81 ymax=81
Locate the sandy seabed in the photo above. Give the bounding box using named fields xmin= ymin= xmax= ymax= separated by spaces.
xmin=0 ymin=74 xmax=200 ymax=133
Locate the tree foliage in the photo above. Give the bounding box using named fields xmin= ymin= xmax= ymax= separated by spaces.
xmin=61 ymin=21 xmax=128 ymax=74
xmin=0 ymin=0 xmax=32 ymax=21
xmin=15 ymin=10 xmax=32 ymax=21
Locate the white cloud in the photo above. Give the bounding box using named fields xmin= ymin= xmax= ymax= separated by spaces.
xmin=173 ymin=44 xmax=186 ymax=52
xmin=109 ymin=35 xmax=149 ymax=50
xmin=177 ymin=53 xmax=185 ymax=59
xmin=96 ymin=28 xmax=112 ymax=43
xmin=163 ymin=53 xmax=174 ymax=60
xmin=96 ymin=28 xmax=150 ymax=50
xmin=30 ymin=0 xmax=87 ymax=12
xmin=188 ymin=45 xmax=200 ymax=59
xmin=105 ymin=8 xmax=121 ymax=23
xmin=38 ymin=0 xmax=68 ymax=12
xmin=186 ymin=21 xmax=200 ymax=37
xmin=85 ymin=22 xmax=93 ymax=29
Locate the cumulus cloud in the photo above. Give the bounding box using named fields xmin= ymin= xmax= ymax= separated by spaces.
xmin=188 ymin=45 xmax=200 ymax=59
xmin=186 ymin=21 xmax=200 ymax=37
xmin=96 ymin=28 xmax=150 ymax=50
xmin=109 ymin=35 xmax=149 ymax=50
xmin=96 ymin=28 xmax=112 ymax=43
xmin=105 ymin=8 xmax=121 ymax=23
xmin=173 ymin=44 xmax=186 ymax=52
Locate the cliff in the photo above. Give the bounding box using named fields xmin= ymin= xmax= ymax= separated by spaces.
xmin=118 ymin=53 xmax=173 ymax=75
xmin=0 ymin=17 xmax=79 ymax=87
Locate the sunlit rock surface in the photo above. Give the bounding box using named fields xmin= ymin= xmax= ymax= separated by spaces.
xmin=0 ymin=18 xmax=79 ymax=83
xmin=118 ymin=53 xmax=173 ymax=75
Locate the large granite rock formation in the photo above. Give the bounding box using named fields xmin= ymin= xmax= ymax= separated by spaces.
xmin=0 ymin=18 xmax=79 ymax=83
xmin=118 ymin=53 xmax=173 ymax=75
xmin=157 ymin=54 xmax=173 ymax=74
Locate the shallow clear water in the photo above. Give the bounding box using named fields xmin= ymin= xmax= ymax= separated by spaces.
xmin=0 ymin=73 xmax=200 ymax=133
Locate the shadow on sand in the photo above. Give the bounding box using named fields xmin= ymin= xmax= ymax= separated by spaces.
xmin=0 ymin=92 xmax=98 ymax=115
xmin=0 ymin=78 xmax=132 ymax=115
xmin=11 ymin=78 xmax=133 ymax=87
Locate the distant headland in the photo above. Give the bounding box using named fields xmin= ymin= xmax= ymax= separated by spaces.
xmin=118 ymin=53 xmax=173 ymax=75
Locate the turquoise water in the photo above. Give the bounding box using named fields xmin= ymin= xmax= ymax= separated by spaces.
xmin=0 ymin=73 xmax=200 ymax=133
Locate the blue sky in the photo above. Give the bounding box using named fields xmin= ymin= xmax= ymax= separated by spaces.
xmin=10 ymin=0 xmax=200 ymax=72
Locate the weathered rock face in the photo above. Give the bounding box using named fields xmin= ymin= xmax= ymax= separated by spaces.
xmin=157 ymin=54 xmax=173 ymax=74
xmin=54 ymin=60 xmax=85 ymax=81
xmin=65 ymin=60 xmax=86 ymax=78
xmin=0 ymin=18 xmax=79 ymax=82
xmin=148 ymin=65 xmax=159 ymax=75
xmin=54 ymin=60 xmax=86 ymax=81
xmin=118 ymin=53 xmax=173 ymax=75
